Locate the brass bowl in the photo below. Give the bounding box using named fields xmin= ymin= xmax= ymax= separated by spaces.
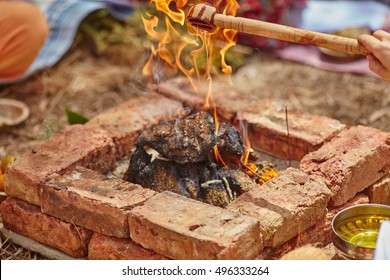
xmin=332 ymin=204 xmax=390 ymax=260
xmin=0 ymin=98 xmax=30 ymax=127
xmin=319 ymin=27 xmax=369 ymax=62
xmin=318 ymin=47 xmax=363 ymax=62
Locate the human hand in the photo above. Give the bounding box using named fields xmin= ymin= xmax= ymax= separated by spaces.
xmin=358 ymin=30 xmax=390 ymax=80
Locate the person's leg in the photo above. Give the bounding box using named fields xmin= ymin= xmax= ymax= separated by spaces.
xmin=0 ymin=2 xmax=49 ymax=80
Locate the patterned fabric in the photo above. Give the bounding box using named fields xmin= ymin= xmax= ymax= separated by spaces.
xmin=236 ymin=0 xmax=307 ymax=49
xmin=5 ymin=0 xmax=133 ymax=84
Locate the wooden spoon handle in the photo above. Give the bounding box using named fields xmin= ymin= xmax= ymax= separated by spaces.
xmin=214 ymin=14 xmax=369 ymax=55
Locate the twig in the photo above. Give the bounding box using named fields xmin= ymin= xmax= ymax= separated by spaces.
xmin=71 ymin=220 xmax=87 ymax=250
xmin=285 ymin=106 xmax=292 ymax=167
xmin=221 ymin=176 xmax=234 ymax=201
xmin=239 ymin=159 xmax=271 ymax=183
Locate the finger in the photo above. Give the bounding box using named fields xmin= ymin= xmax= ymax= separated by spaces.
xmin=367 ymin=54 xmax=390 ymax=80
xmin=358 ymin=34 xmax=381 ymax=53
xmin=358 ymin=34 xmax=390 ymax=63
xmin=372 ymin=30 xmax=390 ymax=42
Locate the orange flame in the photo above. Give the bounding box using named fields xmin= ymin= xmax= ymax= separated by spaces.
xmin=237 ymin=116 xmax=279 ymax=184
xmin=142 ymin=0 xmax=239 ymax=85
xmin=142 ymin=0 xmax=239 ymax=166
xmin=238 ymin=116 xmax=251 ymax=166
xmin=142 ymin=1 xmax=278 ymax=183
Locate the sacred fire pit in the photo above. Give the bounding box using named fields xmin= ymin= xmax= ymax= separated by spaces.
xmin=124 ymin=110 xmax=278 ymax=208
xmin=1 ymin=78 xmax=389 ymax=260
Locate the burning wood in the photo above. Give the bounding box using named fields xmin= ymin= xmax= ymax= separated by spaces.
xmin=133 ymin=111 xmax=220 ymax=164
xmin=124 ymin=111 xmax=278 ymax=207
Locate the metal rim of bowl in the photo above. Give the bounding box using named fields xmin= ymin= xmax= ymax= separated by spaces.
xmin=331 ymin=204 xmax=390 ymax=260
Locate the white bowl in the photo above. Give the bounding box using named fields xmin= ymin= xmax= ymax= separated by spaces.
xmin=0 ymin=98 xmax=30 ymax=127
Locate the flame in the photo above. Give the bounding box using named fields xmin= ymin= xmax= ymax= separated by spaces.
xmin=258 ymin=170 xmax=279 ymax=185
xmin=142 ymin=0 xmax=277 ymax=183
xmin=142 ymin=0 xmax=239 ymax=166
xmin=142 ymin=0 xmax=239 ymax=87
xmin=239 ymin=120 xmax=257 ymax=177
xmin=238 ymin=115 xmax=279 ymax=184
xmin=238 ymin=115 xmax=251 ymax=166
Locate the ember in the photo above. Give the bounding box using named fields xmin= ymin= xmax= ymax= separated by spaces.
xmin=124 ymin=111 xmax=277 ymax=207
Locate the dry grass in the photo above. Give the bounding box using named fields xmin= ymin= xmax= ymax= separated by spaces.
xmin=0 ymin=236 xmax=45 ymax=260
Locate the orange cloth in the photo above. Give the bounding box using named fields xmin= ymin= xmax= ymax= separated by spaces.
xmin=0 ymin=2 xmax=49 ymax=80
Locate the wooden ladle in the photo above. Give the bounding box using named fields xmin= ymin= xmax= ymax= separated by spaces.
xmin=187 ymin=3 xmax=370 ymax=55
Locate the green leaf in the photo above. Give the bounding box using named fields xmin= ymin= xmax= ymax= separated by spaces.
xmin=65 ymin=109 xmax=89 ymax=125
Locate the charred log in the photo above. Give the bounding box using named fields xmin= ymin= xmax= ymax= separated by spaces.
xmin=125 ymin=159 xmax=182 ymax=194
xmin=124 ymin=111 xmax=260 ymax=208
xmin=216 ymin=121 xmax=244 ymax=160
xmin=135 ymin=111 xmax=216 ymax=164
xmin=201 ymin=180 xmax=230 ymax=208
xmin=123 ymin=146 xmax=151 ymax=182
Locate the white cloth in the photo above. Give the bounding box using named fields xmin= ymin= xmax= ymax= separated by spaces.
xmin=374 ymin=221 xmax=390 ymax=260
xmin=301 ymin=0 xmax=389 ymax=32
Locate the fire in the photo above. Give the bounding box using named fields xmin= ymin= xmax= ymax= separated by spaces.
xmin=142 ymin=0 xmax=277 ymax=184
xmin=238 ymin=117 xmax=279 ymax=184
xmin=142 ymin=0 xmax=238 ymax=87
xmin=142 ymin=0 xmax=238 ymax=160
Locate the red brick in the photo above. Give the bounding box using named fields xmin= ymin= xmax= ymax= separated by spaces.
xmin=302 ymin=193 xmax=369 ymax=247
xmin=87 ymin=92 xmax=184 ymax=159
xmin=237 ymin=104 xmax=345 ymax=161
xmin=257 ymin=193 xmax=369 ymax=259
xmin=40 ymin=167 xmax=155 ymax=238
xmin=364 ymin=172 xmax=390 ymax=205
xmin=300 ymin=125 xmax=390 ymax=207
xmin=128 ymin=191 xmax=260 ymax=260
xmin=0 ymin=197 xmax=92 ymax=258
xmin=4 ymin=125 xmax=116 ymax=206
xmin=88 ymin=232 xmax=169 ymax=260
xmin=227 ymin=168 xmax=331 ymax=249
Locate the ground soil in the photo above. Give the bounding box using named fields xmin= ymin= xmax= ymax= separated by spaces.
xmin=0 ymin=17 xmax=389 ymax=259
